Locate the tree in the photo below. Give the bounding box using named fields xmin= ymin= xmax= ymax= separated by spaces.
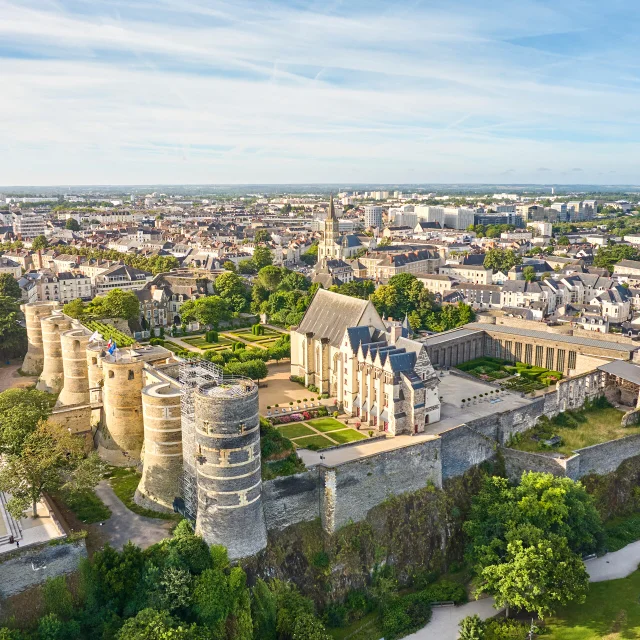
xmin=115 ymin=609 xmax=206 ymax=640
xmin=252 ymin=247 xmax=274 ymax=271
xmin=238 ymin=259 xmax=256 ymax=274
xmin=0 ymin=273 xmax=21 ymax=299
xmin=32 ymin=235 xmax=48 ymax=251
xmin=483 ymin=248 xmax=521 ymax=272
xmin=65 ymin=218 xmax=81 ymax=231
xmin=179 ymin=296 xmax=231 ymax=329
xmin=279 ymin=271 xmax=309 ymax=292
xmin=252 ymin=579 xmax=277 ymax=640
xmin=458 ymin=614 xmax=485 ymax=640
xmin=478 ymin=535 xmax=588 ymax=619
xmin=522 ymin=266 xmax=536 ymax=282
xmin=62 ymin=298 xmax=86 ymax=319
xmin=557 ymin=235 xmax=570 ymax=246
xmin=0 ymin=421 xmax=104 ymax=518
xmin=94 ymin=289 xmax=140 ymax=320
xmin=0 ymin=388 xmax=54 ymax=455
xmin=257 ymin=266 xmax=285 ymax=292
xmin=214 ymin=272 xmax=246 ymax=301
xmin=594 ymin=244 xmax=640 ymax=272
xmin=300 ymin=243 xmax=318 ymax=266
xmin=222 ymin=260 xmax=237 ymax=272
xmin=254 ymin=229 xmax=272 ymax=244
xmin=0 ymin=296 xmax=27 ymax=358
xmin=332 ymin=280 xmax=375 ymax=299
xmin=224 ymin=359 xmax=268 ymax=383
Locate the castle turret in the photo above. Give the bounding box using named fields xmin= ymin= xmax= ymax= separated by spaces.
xmin=194 ymin=377 xmax=267 ymax=559
xmin=36 ymin=313 xmax=73 ymax=394
xmin=135 ymin=382 xmax=182 ymax=512
xmin=57 ymin=328 xmax=91 ymax=406
xmin=97 ymin=355 xmax=144 ymax=466
xmin=86 ymin=343 xmax=105 ymax=402
xmin=21 ymin=302 xmax=60 ymax=375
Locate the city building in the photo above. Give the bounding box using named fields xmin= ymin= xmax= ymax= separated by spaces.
xmin=364 ymin=205 xmax=383 ymax=229
xmin=12 ymin=212 xmax=46 ymax=239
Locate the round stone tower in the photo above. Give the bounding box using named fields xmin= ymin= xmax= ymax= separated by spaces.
xmin=194 ymin=378 xmax=267 ymax=559
xmin=86 ymin=343 xmax=104 ymax=399
xmin=36 ymin=313 xmax=73 ymax=394
xmin=57 ymin=328 xmax=91 ymax=407
xmin=21 ymin=302 xmax=60 ymax=375
xmin=98 ymin=355 xmax=145 ymax=466
xmin=135 ymin=382 xmax=183 ymax=513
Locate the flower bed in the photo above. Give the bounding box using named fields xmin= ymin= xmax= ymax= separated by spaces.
xmin=270 ymin=408 xmax=328 ymax=424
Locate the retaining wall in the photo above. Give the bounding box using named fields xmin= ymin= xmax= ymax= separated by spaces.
xmin=262 ymin=470 xmax=321 ymax=531
xmin=0 ymin=540 xmax=87 ymax=598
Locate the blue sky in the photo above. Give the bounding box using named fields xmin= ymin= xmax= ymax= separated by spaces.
xmin=1 ymin=0 xmax=639 ymax=185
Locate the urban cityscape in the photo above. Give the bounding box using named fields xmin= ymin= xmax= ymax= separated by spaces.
xmin=2 ymin=1 xmax=640 ymax=640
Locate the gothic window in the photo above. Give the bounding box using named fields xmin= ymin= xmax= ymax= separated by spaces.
xmin=546 ymin=348 xmax=555 ymax=370
xmin=568 ymin=351 xmax=577 ymax=370
xmin=557 ymin=349 xmax=566 ymax=372
xmin=524 ymin=343 xmax=533 ymax=365
xmin=535 ymin=345 xmax=543 ymax=367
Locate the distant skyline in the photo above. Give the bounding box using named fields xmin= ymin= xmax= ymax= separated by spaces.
xmin=1 ymin=0 xmax=639 ymax=185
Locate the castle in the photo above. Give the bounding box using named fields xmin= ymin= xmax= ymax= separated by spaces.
xmin=20 ymin=294 xmax=640 ymax=560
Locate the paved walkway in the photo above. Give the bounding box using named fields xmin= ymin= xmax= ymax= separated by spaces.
xmin=91 ymin=481 xmax=173 ymax=550
xmin=408 ymin=541 xmax=640 ymax=639
xmin=0 ymin=362 xmax=37 ymax=393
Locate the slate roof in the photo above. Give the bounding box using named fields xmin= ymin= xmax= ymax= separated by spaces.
xmin=598 ymin=360 xmax=640 ymax=385
xmin=296 ymin=288 xmax=383 ymax=348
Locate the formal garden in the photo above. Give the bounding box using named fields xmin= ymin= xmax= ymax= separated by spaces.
xmin=457 ymin=356 xmax=563 ymax=394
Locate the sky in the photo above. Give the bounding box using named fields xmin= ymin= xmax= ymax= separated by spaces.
xmin=1 ymin=0 xmax=640 ymax=186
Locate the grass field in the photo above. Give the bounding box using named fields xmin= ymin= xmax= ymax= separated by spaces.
xmin=328 ymin=429 xmax=368 ymax=444
xmin=293 ymin=434 xmax=335 ymax=450
xmin=107 ymin=467 xmax=179 ymax=521
xmin=277 ymin=423 xmax=316 ymax=439
xmin=56 ymin=489 xmax=111 ymax=524
xmin=545 ymin=569 xmax=640 ymax=639
xmin=510 ymin=406 xmax=635 ymax=456
xmin=183 ymin=336 xmax=233 ymax=349
xmin=306 ymin=417 xmax=346 ymax=432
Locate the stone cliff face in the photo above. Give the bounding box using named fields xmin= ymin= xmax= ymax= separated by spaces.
xmin=244 ymin=460 xmax=501 ymax=605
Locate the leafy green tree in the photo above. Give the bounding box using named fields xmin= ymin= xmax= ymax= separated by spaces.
xmin=370 ymin=284 xmax=401 ymax=319
xmin=0 ymin=296 xmax=27 ymax=358
xmin=238 ymin=259 xmax=256 ymax=274
xmin=0 ymin=388 xmax=54 ymax=454
xmin=254 ymin=229 xmax=272 ymax=243
xmin=215 ymin=272 xmax=247 ymax=302
xmin=458 ymin=614 xmax=485 ymax=640
xmin=179 ymin=296 xmax=231 ymax=329
xmin=62 ymin=298 xmax=86 ymax=319
xmin=594 ymin=244 xmax=640 ymax=271
xmin=557 ymin=235 xmax=570 ymax=246
xmin=279 ymin=271 xmax=309 ymax=292
xmin=223 ymin=261 xmax=237 ymax=272
xmin=522 ymin=266 xmax=536 ymax=282
xmin=32 ymin=235 xmax=48 ymax=251
xmin=478 ymin=534 xmax=588 ymax=619
xmin=65 ymin=218 xmax=81 ymax=231
xmin=331 ymin=280 xmax=375 ymax=299
xmin=224 ymin=359 xmax=268 ymax=383
xmin=257 ymin=266 xmax=285 ymax=292
xmin=89 ymin=288 xmax=140 ymax=320
xmin=43 ymin=576 xmax=75 ymax=621
xmin=482 ymin=248 xmax=521 ymax=272
xmin=300 ymin=243 xmax=318 ymax=266
xmin=0 ymin=273 xmax=21 ymax=299
xmin=116 ymin=608 xmax=206 ymax=640
xmin=252 ymin=247 xmax=273 ymax=271
xmin=252 ymin=579 xmax=277 ymax=640
xmin=0 ymin=421 xmax=104 ymax=518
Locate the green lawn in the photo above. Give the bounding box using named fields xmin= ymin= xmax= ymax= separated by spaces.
xmin=292 ymin=434 xmax=335 ymax=450
xmin=57 ymin=489 xmax=111 ymax=524
xmin=327 ymin=429 xmax=368 ymax=444
xmin=510 ymin=406 xmax=636 ymax=456
xmin=329 ymin=612 xmax=382 ymax=640
xmin=306 ymin=417 xmax=346 ymax=432
xmin=545 ymin=569 xmax=640 ymax=639
xmin=277 ymin=423 xmax=316 ymax=439
xmin=107 ymin=467 xmax=179 ymax=521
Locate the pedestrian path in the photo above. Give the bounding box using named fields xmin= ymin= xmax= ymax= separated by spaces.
xmin=407 ymin=539 xmax=640 ymax=640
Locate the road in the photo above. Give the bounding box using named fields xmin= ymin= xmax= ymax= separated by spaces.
xmin=0 ymin=362 xmax=37 ymax=393
xmin=407 ymin=541 xmax=640 ymax=640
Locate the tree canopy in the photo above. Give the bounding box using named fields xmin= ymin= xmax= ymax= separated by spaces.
xmin=0 ymin=296 xmax=28 ymax=358
xmin=65 ymin=218 xmax=81 ymax=231
xmin=0 ymin=273 xmax=21 ymax=299
xmin=0 ymin=387 xmax=54 ymax=455
xmin=482 ymin=248 xmax=521 ymax=273
xmin=179 ymin=296 xmax=231 ymax=329
xmin=63 ymin=288 xmax=140 ymax=321
xmin=593 ymin=244 xmax=640 ymax=272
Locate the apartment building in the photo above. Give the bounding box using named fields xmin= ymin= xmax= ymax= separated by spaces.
xmin=12 ymin=212 xmax=46 ymax=239
xmin=94 ymin=264 xmax=153 ymax=295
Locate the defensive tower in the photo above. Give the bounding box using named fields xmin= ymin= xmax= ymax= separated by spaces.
xmin=57 ymin=328 xmax=91 ymax=406
xmin=37 ymin=313 xmax=73 ymax=393
xmin=21 ymin=302 xmax=60 ymax=376
xmin=193 ymin=377 xmax=267 ymax=559
xmin=98 ymin=354 xmax=145 ymax=465
xmin=136 ymin=382 xmax=183 ymax=512
xmin=86 ymin=343 xmax=104 ymax=402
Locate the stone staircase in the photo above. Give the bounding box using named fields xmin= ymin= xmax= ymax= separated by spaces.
xmin=0 ymin=492 xmax=23 ymax=545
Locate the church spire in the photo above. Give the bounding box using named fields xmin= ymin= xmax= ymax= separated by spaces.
xmin=328 ymin=193 xmax=336 ymax=220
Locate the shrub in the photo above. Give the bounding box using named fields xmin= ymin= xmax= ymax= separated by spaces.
xmin=149 ymin=337 xmax=165 ymax=346
xmin=382 ymin=592 xmax=432 ymax=640
xmin=290 ymin=375 xmax=305 ymax=386
xmin=333 ymin=411 xmax=339 ymax=418
xmin=459 ymin=614 xmax=485 ymax=640
xmin=205 ymin=330 xmax=218 ymax=343
xmin=317 ymin=406 xmax=329 ymax=417
xmin=421 ymin=580 xmax=467 ymax=604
